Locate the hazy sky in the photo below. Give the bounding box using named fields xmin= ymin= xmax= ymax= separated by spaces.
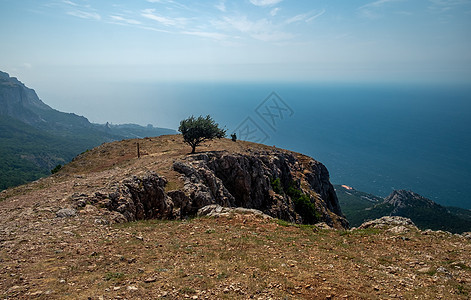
xmin=1 ymin=0 xmax=471 ymax=85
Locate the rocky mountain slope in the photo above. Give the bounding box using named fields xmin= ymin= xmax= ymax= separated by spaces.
xmin=49 ymin=135 xmax=348 ymax=228
xmin=337 ymin=185 xmax=471 ymax=233
xmin=0 ymin=136 xmax=470 ymax=299
xmin=0 ymin=71 xmax=175 ymax=190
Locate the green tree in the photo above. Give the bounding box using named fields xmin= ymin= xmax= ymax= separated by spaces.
xmin=178 ymin=115 xmax=226 ymax=154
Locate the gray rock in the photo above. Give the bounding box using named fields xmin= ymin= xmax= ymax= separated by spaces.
xmin=461 ymin=232 xmax=471 ymax=239
xmin=436 ymin=266 xmax=453 ymax=278
xmin=314 ymin=222 xmax=334 ymax=230
xmin=56 ymin=208 xmax=77 ymax=218
xmin=77 ymin=150 xmax=348 ymax=228
xmin=387 ymin=225 xmax=411 ymax=234
xmin=94 ymin=218 xmax=109 ymax=225
xmin=108 ymin=172 xmax=174 ymax=222
xmin=174 ymin=151 xmax=348 ymax=228
xmin=197 ymin=204 xmax=272 ymax=219
xmin=358 ymin=216 xmax=417 ymax=230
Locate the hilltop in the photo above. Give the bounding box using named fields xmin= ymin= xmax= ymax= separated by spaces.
xmin=31 ymin=134 xmax=348 ymax=228
xmin=1 ymin=136 xmax=470 ymax=299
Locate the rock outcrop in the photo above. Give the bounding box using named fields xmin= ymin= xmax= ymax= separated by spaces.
xmin=356 ymin=216 xmax=419 ymax=234
xmin=107 ymin=172 xmax=175 ymax=221
xmin=357 ymin=216 xmax=416 ymax=229
xmin=74 ymin=149 xmax=348 ymax=229
xmin=173 ymin=151 xmax=347 ymax=228
xmin=197 ymin=204 xmax=272 ymax=219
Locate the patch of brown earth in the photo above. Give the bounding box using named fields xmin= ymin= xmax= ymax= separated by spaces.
xmin=0 ymin=135 xmax=470 ymax=299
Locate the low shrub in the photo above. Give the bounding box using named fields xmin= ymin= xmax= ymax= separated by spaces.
xmin=271 ymin=177 xmax=320 ymax=224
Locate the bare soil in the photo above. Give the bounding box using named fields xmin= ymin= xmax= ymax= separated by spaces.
xmin=1 ymin=135 xmax=470 ymax=299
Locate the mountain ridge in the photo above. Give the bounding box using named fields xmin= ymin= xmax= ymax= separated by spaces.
xmin=0 ymin=70 xmax=176 ymax=190
xmin=336 ymin=185 xmax=471 ymax=233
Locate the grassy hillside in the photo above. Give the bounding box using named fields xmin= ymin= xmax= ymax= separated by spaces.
xmin=0 ymin=116 xmax=176 ymax=190
xmin=0 ymin=136 xmax=470 ymax=299
xmin=334 ymin=185 xmax=383 ymax=227
xmin=0 ymin=115 xmax=94 ymax=189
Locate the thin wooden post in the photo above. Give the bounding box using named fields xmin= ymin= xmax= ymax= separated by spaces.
xmin=137 ymin=142 xmax=140 ymax=158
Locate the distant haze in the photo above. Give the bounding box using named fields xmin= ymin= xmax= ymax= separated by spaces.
xmin=1 ymin=0 xmax=471 ymax=86
xmin=1 ymin=1 xmax=471 ymax=208
xmin=12 ymin=80 xmax=471 ymax=210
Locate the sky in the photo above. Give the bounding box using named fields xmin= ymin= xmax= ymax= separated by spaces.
xmin=1 ymin=1 xmax=471 ymax=207
xmin=1 ymin=0 xmax=471 ymax=86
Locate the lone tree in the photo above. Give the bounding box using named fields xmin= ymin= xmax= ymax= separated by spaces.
xmin=178 ymin=115 xmax=226 ymax=154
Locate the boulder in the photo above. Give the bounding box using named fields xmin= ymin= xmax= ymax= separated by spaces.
xmin=358 ymin=216 xmax=417 ymax=230
xmin=56 ymin=208 xmax=77 ymax=218
xmin=197 ymin=204 xmax=272 ymax=219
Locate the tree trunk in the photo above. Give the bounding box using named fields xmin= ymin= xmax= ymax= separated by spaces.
xmin=191 ymin=145 xmax=196 ymax=154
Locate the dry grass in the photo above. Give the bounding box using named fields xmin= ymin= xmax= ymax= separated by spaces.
xmin=1 ymin=213 xmax=470 ymax=299
xmin=1 ymin=135 xmax=470 ymax=299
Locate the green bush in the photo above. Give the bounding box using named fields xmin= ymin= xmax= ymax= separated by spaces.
xmin=270 ymin=177 xmax=283 ymax=194
xmin=51 ymin=164 xmax=62 ymax=174
xmin=287 ymin=182 xmax=319 ymax=224
xmin=293 ymin=194 xmax=319 ymax=224
xmin=104 ymin=272 xmax=124 ymax=281
xmin=271 ymin=177 xmax=320 ymax=224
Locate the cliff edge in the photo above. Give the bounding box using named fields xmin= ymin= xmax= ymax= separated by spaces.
xmin=1 ymin=135 xmax=470 ymax=299
xmin=58 ymin=135 xmax=347 ymax=228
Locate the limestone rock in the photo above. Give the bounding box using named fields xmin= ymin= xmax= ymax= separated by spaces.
xmin=71 ymin=150 xmax=348 ymax=228
xmin=358 ymin=216 xmax=417 ymax=230
xmin=387 ymin=225 xmax=411 ymax=234
xmin=56 ymin=208 xmax=77 ymax=218
xmin=174 ymin=151 xmax=348 ymax=228
xmin=314 ymin=222 xmax=334 ymax=230
xmin=197 ymin=204 xmax=272 ymax=219
xmin=106 ymin=172 xmax=175 ymax=222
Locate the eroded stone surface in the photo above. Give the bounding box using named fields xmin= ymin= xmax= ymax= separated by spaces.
xmin=358 ymin=216 xmax=417 ymax=230
xmin=67 ymin=150 xmax=348 ymax=228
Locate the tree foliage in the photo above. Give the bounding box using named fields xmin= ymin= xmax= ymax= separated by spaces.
xmin=178 ymin=115 xmax=226 ymax=154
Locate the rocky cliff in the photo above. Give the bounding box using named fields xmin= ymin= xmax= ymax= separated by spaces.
xmin=0 ymin=71 xmax=91 ymax=128
xmin=172 ymin=151 xmax=346 ymax=227
xmin=0 ymin=71 xmax=176 ymax=190
xmin=63 ymin=136 xmax=348 ymax=228
xmin=0 ymin=71 xmax=53 ymax=124
xmin=1 ymin=135 xmax=471 ymax=299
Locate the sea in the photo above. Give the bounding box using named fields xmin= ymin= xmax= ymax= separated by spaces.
xmin=49 ymin=81 xmax=471 ymax=209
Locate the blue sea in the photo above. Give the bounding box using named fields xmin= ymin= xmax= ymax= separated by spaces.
xmin=58 ymin=81 xmax=471 ymax=209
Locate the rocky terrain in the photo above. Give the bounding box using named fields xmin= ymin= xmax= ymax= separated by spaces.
xmin=1 ymin=135 xmax=470 ymax=299
xmin=38 ymin=135 xmax=347 ymax=228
